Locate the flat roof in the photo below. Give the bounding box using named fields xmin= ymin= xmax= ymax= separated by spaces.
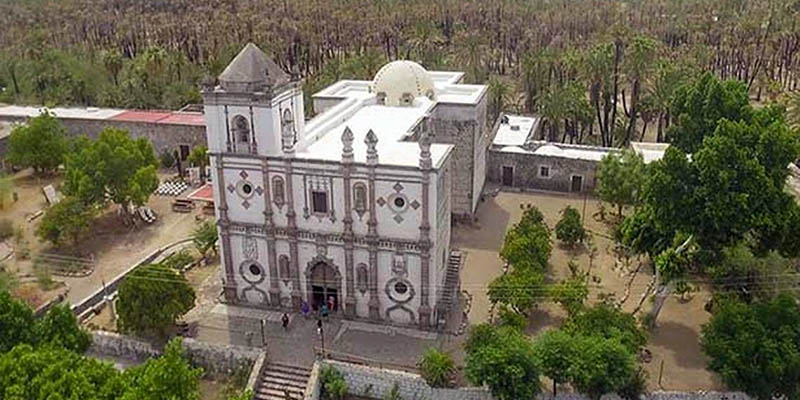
xmin=493 ymin=114 xmax=540 ymax=147
xmin=497 ymin=140 xmax=667 ymax=164
xmin=299 ymin=98 xmax=452 ymax=168
xmin=0 ymin=105 xmax=204 ymax=127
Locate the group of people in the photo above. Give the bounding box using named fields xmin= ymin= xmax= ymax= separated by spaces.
xmin=279 ymin=296 xmax=337 ymax=331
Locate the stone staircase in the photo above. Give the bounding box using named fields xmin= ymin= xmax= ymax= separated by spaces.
xmin=254 ymin=363 xmax=311 ymax=400
xmin=436 ymin=250 xmax=463 ymax=328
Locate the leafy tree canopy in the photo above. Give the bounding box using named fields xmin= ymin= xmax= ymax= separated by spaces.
xmin=193 ymin=220 xmax=219 ymax=260
xmin=0 ymin=344 xmax=127 ymax=400
xmin=701 ymin=294 xmax=800 ymax=400
xmin=667 ymin=72 xmax=751 ymax=154
xmin=500 ymin=205 xmax=551 ymax=271
xmin=0 ymin=290 xmax=91 ymax=354
xmin=116 ymin=264 xmax=196 ymax=336
xmin=465 ymin=324 xmax=541 ymax=400
xmin=624 ymin=98 xmax=800 ymax=260
xmin=64 ymin=128 xmax=159 ymax=220
xmin=568 ymin=334 xmax=638 ymax=400
xmin=555 ymin=206 xmax=586 ymax=247
xmin=563 ymin=304 xmax=646 ymax=353
xmin=120 ymin=338 xmax=203 ymax=400
xmin=487 ymin=267 xmax=544 ymax=316
xmin=6 ymin=111 xmax=68 ymax=174
xmin=595 ymin=149 xmax=646 ymax=218
xmin=37 ymin=196 xmax=97 ymax=247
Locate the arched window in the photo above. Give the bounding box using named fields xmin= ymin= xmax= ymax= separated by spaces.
xmin=232 ymin=115 xmax=249 ymax=143
xmin=356 ymin=263 xmax=368 ymax=294
xmin=272 ymin=176 xmax=285 ymax=207
xmin=353 ymin=182 xmax=367 ymax=215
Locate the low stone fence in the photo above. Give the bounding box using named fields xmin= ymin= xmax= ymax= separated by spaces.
xmin=304 ymin=359 xmax=753 ymax=400
xmin=306 ymin=359 xmax=493 ymax=400
xmin=89 ymin=331 xmax=262 ymax=377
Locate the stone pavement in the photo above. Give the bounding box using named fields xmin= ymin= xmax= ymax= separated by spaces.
xmin=190 ymin=304 xmax=447 ymax=369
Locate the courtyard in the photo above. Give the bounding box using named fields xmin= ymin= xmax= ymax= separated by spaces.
xmin=451 ymin=188 xmax=723 ymax=391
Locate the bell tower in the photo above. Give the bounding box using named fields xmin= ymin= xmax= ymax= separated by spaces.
xmin=202 ymin=43 xmax=304 ymax=157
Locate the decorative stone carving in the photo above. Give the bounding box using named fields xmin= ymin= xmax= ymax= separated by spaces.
xmin=242 ymin=234 xmax=258 ymax=261
xmin=365 ymin=129 xmax=378 ymax=165
xmin=341 ymin=126 xmax=354 ymax=163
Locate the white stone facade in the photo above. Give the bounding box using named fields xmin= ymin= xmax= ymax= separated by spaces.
xmin=202 ymin=44 xmax=485 ymax=328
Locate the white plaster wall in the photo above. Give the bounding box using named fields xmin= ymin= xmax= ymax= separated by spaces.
xmin=203 ymin=104 xmax=225 ymax=153
xmin=223 ymin=165 xmax=266 ymax=225
xmin=230 ymin=235 xmax=272 ymax=305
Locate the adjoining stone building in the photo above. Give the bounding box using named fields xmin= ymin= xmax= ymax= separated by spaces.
xmin=487 ymin=114 xmax=668 ymax=193
xmin=0 ymin=105 xmax=206 ymax=162
xmin=202 ymin=43 xmax=487 ymax=329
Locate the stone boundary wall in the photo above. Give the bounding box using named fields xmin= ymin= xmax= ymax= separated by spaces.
xmin=89 ymin=331 xmax=262 ymax=377
xmin=304 ymin=359 xmax=752 ymax=400
xmin=316 ymin=359 xmax=494 ymax=400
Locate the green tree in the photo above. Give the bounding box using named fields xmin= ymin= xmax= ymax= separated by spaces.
xmin=121 ymin=338 xmax=203 ymax=400
xmin=569 ymin=334 xmax=638 ymax=400
xmin=550 ymin=275 xmax=589 ymax=316
xmin=488 ymin=267 xmax=544 ymax=317
xmin=193 ymin=220 xmax=219 ymax=260
xmin=465 ymin=324 xmax=541 ymax=400
xmin=595 ymin=150 xmax=646 ymax=218
xmin=555 ymin=206 xmax=586 ymax=247
xmin=34 ymin=304 xmax=91 ymax=353
xmin=6 ymin=111 xmax=68 ymax=174
xmin=418 ymin=347 xmax=455 ymax=388
xmin=500 ymin=205 xmax=551 ymax=271
xmin=564 ymin=304 xmax=646 ymax=353
xmin=116 ymin=264 xmax=196 ymax=336
xmin=36 ymin=196 xmax=97 ymax=247
xmin=64 ymin=128 xmax=159 ymax=223
xmin=187 ymin=145 xmax=209 ymax=178
xmin=701 ymin=294 xmax=800 ymax=400
xmin=497 ymin=305 xmax=528 ymax=331
xmin=623 ymin=36 xmax=659 ymax=145
xmin=0 ymin=289 xmax=35 ymax=353
xmin=667 ymin=72 xmax=751 ymax=154
xmin=533 ymin=329 xmax=576 ymax=396
xmin=0 ymin=344 xmax=128 ymax=400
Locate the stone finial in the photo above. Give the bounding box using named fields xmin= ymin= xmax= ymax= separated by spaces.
xmin=419 ymin=132 xmax=432 ymax=170
xmin=341 ymin=127 xmax=354 ymax=163
xmin=365 ymin=129 xmax=379 ymax=165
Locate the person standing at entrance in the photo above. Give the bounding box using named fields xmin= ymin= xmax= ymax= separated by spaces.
xmin=301 ymin=300 xmax=310 ymax=319
xmin=281 ymin=313 xmax=289 ymax=331
xmin=327 ymin=296 xmax=335 ymax=312
xmin=320 ymin=303 xmax=329 ymax=321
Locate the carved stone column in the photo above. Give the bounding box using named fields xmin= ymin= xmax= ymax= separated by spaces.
xmin=365 ymin=130 xmax=381 ymax=320
xmin=341 ymin=128 xmax=357 ymax=317
xmin=417 ymin=133 xmax=433 ymax=328
xmin=214 ymin=155 xmax=237 ymax=302
xmin=283 ymin=141 xmax=302 ymax=310
xmin=261 ymin=158 xmax=280 ymax=306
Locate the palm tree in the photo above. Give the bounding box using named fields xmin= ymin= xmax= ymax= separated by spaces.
xmin=623 ymin=36 xmax=658 ymax=146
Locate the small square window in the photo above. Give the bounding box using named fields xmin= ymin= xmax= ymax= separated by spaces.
xmin=311 ymin=191 xmax=328 ymax=214
xmin=539 ymin=166 xmax=550 ymax=178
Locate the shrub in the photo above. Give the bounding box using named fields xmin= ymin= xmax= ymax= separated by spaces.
xmin=497 ymin=305 xmax=527 ymax=331
xmin=555 ymin=206 xmax=585 ymax=247
xmin=319 ymin=366 xmax=348 ymax=400
xmin=163 ymin=250 xmax=195 ymax=270
xmin=419 ymin=348 xmax=455 ymax=388
xmin=160 ymin=150 xmax=176 ymax=169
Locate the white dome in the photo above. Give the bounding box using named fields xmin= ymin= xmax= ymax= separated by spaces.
xmin=371 ymin=61 xmax=436 ymax=107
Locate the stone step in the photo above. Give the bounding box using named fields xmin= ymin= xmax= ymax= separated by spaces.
xmin=255 ymin=362 xmax=311 ymax=400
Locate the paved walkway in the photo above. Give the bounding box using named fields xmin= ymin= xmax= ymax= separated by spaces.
xmin=189 ymin=303 xmax=445 ymax=369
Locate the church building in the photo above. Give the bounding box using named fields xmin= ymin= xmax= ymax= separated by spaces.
xmin=202 ymin=43 xmax=487 ymax=328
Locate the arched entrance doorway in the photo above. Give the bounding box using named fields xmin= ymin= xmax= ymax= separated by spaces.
xmin=307 ymin=261 xmax=341 ymax=312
